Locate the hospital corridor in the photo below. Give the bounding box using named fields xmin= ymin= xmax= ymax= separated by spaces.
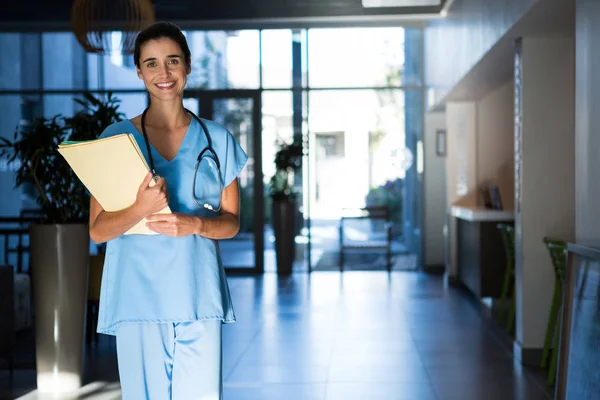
xmin=0 ymin=0 xmax=597 ymax=399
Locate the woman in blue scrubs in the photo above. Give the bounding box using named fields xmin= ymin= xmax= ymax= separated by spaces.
xmin=88 ymin=22 xmax=247 ymax=399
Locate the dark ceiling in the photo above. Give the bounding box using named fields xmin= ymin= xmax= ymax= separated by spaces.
xmin=0 ymin=0 xmax=447 ymax=31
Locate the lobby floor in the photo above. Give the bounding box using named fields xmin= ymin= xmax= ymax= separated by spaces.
xmin=1 ymin=271 xmax=554 ymax=400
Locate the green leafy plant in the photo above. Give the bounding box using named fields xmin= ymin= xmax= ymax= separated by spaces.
xmin=0 ymin=93 xmax=124 ymax=224
xmin=270 ymin=139 xmax=303 ymax=202
xmin=365 ymin=178 xmax=404 ymax=235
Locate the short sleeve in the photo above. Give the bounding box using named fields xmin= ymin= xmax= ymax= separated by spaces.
xmin=221 ymin=129 xmax=248 ymax=188
xmin=98 ymin=121 xmax=124 ymax=140
xmin=98 ymin=128 xmax=111 ymax=140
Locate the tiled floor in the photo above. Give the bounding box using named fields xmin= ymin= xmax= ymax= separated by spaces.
xmin=1 ymin=271 xmax=554 ymax=399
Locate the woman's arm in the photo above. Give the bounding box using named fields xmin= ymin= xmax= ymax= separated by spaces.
xmin=89 ymin=196 xmax=146 ymax=244
xmin=89 ymin=173 xmax=170 ymax=243
xmin=197 ymin=178 xmax=241 ymax=239
xmin=145 ymin=179 xmax=241 ymax=239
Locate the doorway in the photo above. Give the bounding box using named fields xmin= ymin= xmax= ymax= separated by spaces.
xmin=185 ymin=89 xmax=264 ymax=274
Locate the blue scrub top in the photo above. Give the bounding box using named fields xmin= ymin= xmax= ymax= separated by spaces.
xmin=95 ymin=117 xmax=248 ymax=335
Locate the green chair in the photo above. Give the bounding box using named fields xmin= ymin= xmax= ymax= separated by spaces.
xmin=497 ymin=224 xmax=516 ymax=333
xmin=541 ymin=237 xmax=567 ymax=386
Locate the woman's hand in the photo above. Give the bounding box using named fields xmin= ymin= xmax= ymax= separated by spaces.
xmin=145 ymin=212 xmax=202 ymax=237
xmin=143 ymin=178 xmax=241 ymax=239
xmin=135 ymin=172 xmax=169 ymax=217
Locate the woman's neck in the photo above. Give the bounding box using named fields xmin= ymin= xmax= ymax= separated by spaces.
xmin=145 ymin=100 xmax=190 ymax=130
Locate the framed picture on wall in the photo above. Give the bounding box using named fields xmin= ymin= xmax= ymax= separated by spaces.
xmin=481 ymin=185 xmax=503 ymax=210
xmin=488 ymin=185 xmax=503 ymax=210
xmin=481 ymin=187 xmax=493 ymax=209
xmin=436 ymin=129 xmax=446 ymax=157
xmin=435 ymin=129 xmax=446 ymax=157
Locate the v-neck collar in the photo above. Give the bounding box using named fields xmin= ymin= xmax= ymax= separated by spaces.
xmin=127 ymin=117 xmax=195 ymax=164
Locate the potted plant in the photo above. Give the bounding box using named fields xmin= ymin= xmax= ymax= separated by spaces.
xmin=269 ymin=138 xmax=302 ymax=275
xmin=0 ymin=92 xmax=123 ymax=395
xmin=365 ymin=178 xmax=404 ymax=237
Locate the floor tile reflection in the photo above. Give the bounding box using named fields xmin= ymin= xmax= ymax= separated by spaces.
xmin=1 ymin=272 xmax=553 ymax=400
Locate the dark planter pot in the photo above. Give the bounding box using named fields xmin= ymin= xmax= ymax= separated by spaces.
xmin=29 ymin=223 xmax=89 ymax=394
xmin=272 ymin=200 xmax=296 ymax=275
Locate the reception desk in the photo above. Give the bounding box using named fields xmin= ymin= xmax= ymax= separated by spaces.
xmin=451 ymin=206 xmax=514 ymax=298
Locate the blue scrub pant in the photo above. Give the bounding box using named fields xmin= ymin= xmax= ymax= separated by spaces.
xmin=115 ymin=320 xmax=223 ymax=400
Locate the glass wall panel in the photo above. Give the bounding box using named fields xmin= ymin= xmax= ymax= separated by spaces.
xmin=183 ymin=97 xmax=199 ymax=115
xmin=0 ymin=94 xmax=23 ymax=156
xmin=88 ymin=31 xmax=160 ymax=90
xmin=402 ymin=28 xmax=423 ymax=87
xmin=402 ymin=88 xmax=424 ymax=263
xmin=19 ymin=34 xmax=43 ymax=92
xmin=40 ymin=92 xmax=136 ymax=122
xmin=112 ymin=93 xmax=148 ymax=120
xmin=41 ymin=93 xmax=147 ymax=127
xmin=0 ymin=95 xmax=33 ymax=268
xmin=212 ymin=97 xmax=256 ymax=269
xmin=86 ymin=54 xmax=101 ymax=91
xmin=43 ymin=94 xmax=80 ymax=119
xmin=307 ymin=89 xmax=407 ymax=271
xmin=308 ymin=28 xmax=405 ymax=88
xmin=0 ymin=26 xmax=425 ymax=273
xmin=186 ymin=30 xmax=259 ymax=89
xmin=3 ymin=95 xmax=42 ymax=269
xmin=99 ymin=55 xmax=143 ymax=90
xmin=43 ymin=33 xmax=87 ymax=90
xmin=85 ymin=31 xmax=261 ymax=91
xmin=260 ymin=30 xmax=293 ymax=89
xmin=299 ymin=30 xmax=309 ymax=88
xmin=0 ymin=34 xmax=23 ymax=90
xmin=262 ymin=90 xmax=294 ymax=272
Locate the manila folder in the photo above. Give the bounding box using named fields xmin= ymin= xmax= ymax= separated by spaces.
xmin=58 ymin=133 xmax=171 ymax=235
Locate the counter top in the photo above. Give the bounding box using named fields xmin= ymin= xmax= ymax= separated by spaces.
xmin=450 ymin=206 xmax=514 ymax=222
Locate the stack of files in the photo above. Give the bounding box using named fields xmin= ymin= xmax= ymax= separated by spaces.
xmin=58 ymin=133 xmax=171 ymax=235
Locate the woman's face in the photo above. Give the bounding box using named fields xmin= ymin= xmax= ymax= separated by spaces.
xmin=137 ymin=37 xmax=190 ymax=102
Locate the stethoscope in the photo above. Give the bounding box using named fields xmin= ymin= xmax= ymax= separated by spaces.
xmin=140 ymin=107 xmax=223 ymax=212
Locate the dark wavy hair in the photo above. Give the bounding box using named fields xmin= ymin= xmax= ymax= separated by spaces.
xmin=133 ymin=22 xmax=191 ymax=68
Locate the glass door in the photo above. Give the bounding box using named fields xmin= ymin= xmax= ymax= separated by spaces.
xmin=186 ymin=90 xmax=263 ymax=273
xmin=306 ymin=89 xmax=412 ymax=272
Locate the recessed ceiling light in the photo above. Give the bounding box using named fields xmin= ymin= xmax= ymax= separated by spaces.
xmin=362 ymin=0 xmax=441 ymax=7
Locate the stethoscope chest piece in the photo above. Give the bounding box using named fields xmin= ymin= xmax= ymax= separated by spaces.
xmin=141 ymin=107 xmax=223 ymax=212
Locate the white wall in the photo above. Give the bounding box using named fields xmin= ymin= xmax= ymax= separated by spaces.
xmin=575 ymin=0 xmax=600 ymax=242
xmin=477 ymin=81 xmax=515 ymax=211
xmin=425 ymin=0 xmax=536 ymax=95
xmin=424 ymin=112 xmax=446 ymax=267
xmin=444 ymin=102 xmax=477 ymax=277
xmin=443 ymin=84 xmax=515 ymax=277
xmin=445 ymin=103 xmax=478 ymax=208
xmin=516 ymin=35 xmax=575 ymax=349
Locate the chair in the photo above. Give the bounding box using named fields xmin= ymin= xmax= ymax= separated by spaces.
xmin=339 ymin=206 xmax=392 ymax=272
xmin=0 ymin=222 xmax=30 ymax=275
xmin=497 ymin=223 xmax=516 ymax=333
xmin=0 ymin=264 xmax=15 ymax=377
xmin=0 ymin=211 xmax=41 ymax=334
xmin=0 ymin=209 xmax=42 ymax=274
xmin=541 ymin=236 xmax=567 ymax=386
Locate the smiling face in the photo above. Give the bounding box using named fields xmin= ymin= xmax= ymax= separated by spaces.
xmin=137 ymin=37 xmax=191 ymax=102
